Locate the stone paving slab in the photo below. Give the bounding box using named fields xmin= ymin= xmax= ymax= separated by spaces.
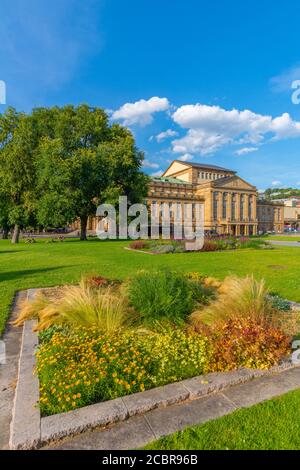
xmin=9 ymin=319 xmax=40 ymax=450
xmin=46 ymin=367 xmax=300 ymax=450
xmin=47 ymin=415 xmax=156 ymax=451
xmin=223 ymin=367 xmax=300 ymax=408
xmin=0 ymin=291 xmax=25 ymax=450
xmin=144 ymin=393 xmax=237 ymax=440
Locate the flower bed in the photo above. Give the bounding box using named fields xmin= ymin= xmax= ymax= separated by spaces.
xmin=128 ymin=236 xmax=271 ymax=254
xmin=37 ymin=327 xmax=211 ymax=416
xmin=14 ymin=271 xmax=296 ymax=417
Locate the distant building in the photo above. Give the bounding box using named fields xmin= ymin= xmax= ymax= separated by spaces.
xmin=272 ymin=198 xmax=300 ymax=230
xmin=257 ymin=200 xmax=284 ymax=234
xmin=74 ymin=160 xmax=285 ymax=236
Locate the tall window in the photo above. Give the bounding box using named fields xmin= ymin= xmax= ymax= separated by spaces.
xmin=222 ymin=193 xmax=227 ymax=219
xmin=231 ymin=193 xmax=236 ymax=220
xmin=213 ymin=192 xmax=218 ymax=221
xmin=248 ymin=196 xmax=252 ymax=220
xmin=240 ymin=194 xmax=244 ymax=220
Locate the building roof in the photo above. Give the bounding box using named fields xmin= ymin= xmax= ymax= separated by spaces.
xmin=173 ymin=160 xmax=236 ymax=173
xmin=151 ymin=176 xmax=189 ymax=185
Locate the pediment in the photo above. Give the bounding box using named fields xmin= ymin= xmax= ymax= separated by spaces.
xmin=163 ymin=161 xmax=190 ymax=177
xmin=212 ymin=176 xmax=256 ymax=191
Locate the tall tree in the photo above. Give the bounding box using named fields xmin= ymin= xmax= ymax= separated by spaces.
xmin=0 ymin=108 xmax=37 ymax=243
xmin=36 ymin=105 xmax=149 ymax=240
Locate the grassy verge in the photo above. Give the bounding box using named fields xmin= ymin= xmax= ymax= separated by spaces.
xmin=144 ymin=389 xmax=300 ymax=450
xmin=1 ymin=238 xmax=300 ymax=334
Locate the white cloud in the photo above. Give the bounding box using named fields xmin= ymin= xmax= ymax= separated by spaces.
xmin=151 ymin=170 xmax=163 ymax=177
xmin=270 ymin=63 xmax=300 ymax=93
xmin=171 ymin=104 xmax=300 ymax=155
xmin=155 ymin=129 xmax=178 ymax=142
xmin=112 ymin=97 xmax=169 ymax=126
xmin=272 ymin=180 xmax=282 ymax=187
xmin=235 ymin=147 xmax=259 ymax=156
xmin=142 ymin=159 xmax=159 ymax=169
xmin=178 ymin=153 xmax=193 ymax=162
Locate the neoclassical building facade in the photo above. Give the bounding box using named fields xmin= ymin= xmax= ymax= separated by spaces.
xmin=160 ymin=160 xmax=262 ymax=236
xmin=82 ymin=159 xmax=284 ymax=235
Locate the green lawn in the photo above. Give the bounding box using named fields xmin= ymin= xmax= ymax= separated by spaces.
xmin=1 ymin=238 xmax=300 ymax=334
xmin=144 ymin=389 xmax=300 ymax=450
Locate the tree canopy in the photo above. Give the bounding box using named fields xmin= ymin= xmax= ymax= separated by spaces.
xmin=0 ymin=104 xmax=149 ymax=242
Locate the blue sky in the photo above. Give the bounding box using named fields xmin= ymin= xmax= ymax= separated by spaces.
xmin=1 ymin=0 xmax=300 ymax=189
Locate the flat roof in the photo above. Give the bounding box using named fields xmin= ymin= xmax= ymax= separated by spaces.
xmin=174 ymin=160 xmax=236 ymax=173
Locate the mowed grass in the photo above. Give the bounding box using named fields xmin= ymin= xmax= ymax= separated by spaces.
xmin=144 ymin=389 xmax=300 ymax=450
xmin=1 ymin=238 xmax=300 ymax=334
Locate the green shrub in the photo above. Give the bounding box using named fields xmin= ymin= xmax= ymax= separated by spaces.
xmin=125 ymin=269 xmax=194 ymax=325
xmin=268 ymin=293 xmax=291 ymax=312
xmin=237 ymin=238 xmax=271 ymax=249
xmin=151 ymin=244 xmax=175 ymax=254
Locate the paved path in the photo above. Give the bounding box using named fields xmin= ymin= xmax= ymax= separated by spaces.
xmin=0 ymin=292 xmax=25 ymax=450
xmin=270 ymin=240 xmax=300 ymax=247
xmin=45 ymin=366 xmax=300 ymax=450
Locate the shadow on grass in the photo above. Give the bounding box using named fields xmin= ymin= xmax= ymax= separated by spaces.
xmin=0 ymin=266 xmax=76 ymax=283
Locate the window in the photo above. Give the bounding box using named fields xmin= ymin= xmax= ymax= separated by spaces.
xmin=209 ymin=173 xmax=212 ymax=179
xmin=213 ymin=192 xmax=218 ymax=221
xmin=222 ymin=192 xmax=227 ymax=219
xmin=248 ymin=196 xmax=252 ymax=220
xmin=240 ymin=194 xmax=244 ymax=220
xmin=231 ymin=193 xmax=236 ymax=220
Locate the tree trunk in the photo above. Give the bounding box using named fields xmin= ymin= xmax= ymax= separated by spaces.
xmin=80 ymin=215 xmax=88 ymax=241
xmin=11 ymin=224 xmax=20 ymax=244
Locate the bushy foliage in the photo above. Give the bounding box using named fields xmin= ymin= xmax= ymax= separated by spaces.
xmin=208 ymin=317 xmax=291 ymax=371
xmin=14 ymin=280 xmax=133 ymax=333
xmin=151 ymin=244 xmax=176 ymax=254
xmin=128 ymin=240 xmax=149 ymax=250
xmin=37 ymin=327 xmax=211 ymax=416
xmin=268 ymin=293 xmax=291 ymax=312
xmin=200 ymin=240 xmax=219 ymax=252
xmin=237 ymin=238 xmax=271 ymax=249
xmin=125 ymin=269 xmax=196 ymax=325
xmin=190 ymin=275 xmax=275 ymax=327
